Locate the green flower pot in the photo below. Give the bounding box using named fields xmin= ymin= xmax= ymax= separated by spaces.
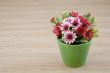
xmin=57 ymin=39 xmax=91 ymax=67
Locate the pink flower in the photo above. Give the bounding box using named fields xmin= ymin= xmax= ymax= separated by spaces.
xmin=64 ymin=31 xmax=77 ymax=44
xmin=60 ymin=23 xmax=69 ymax=32
xmin=63 ymin=17 xmax=75 ymax=24
xmin=72 ymin=17 xmax=81 ymax=26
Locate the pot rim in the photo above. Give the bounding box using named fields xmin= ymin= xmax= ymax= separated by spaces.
xmin=57 ymin=39 xmax=92 ymax=46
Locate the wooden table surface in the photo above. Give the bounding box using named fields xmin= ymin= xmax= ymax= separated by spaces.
xmin=0 ymin=0 xmax=110 ymax=73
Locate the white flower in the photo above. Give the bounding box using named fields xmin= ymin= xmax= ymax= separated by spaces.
xmin=60 ymin=23 xmax=70 ymax=33
xmin=63 ymin=17 xmax=75 ymax=24
xmin=63 ymin=31 xmax=77 ymax=44
xmin=72 ymin=17 xmax=81 ymax=26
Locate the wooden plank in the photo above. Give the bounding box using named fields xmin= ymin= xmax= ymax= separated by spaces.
xmin=0 ymin=0 xmax=110 ymax=73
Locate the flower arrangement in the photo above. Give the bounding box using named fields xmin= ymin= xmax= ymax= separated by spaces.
xmin=50 ymin=11 xmax=98 ymax=44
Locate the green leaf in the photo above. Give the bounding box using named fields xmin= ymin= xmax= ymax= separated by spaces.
xmin=90 ymin=17 xmax=94 ymax=24
xmin=76 ymin=36 xmax=88 ymax=43
xmin=86 ymin=16 xmax=91 ymax=22
xmin=93 ymin=30 xmax=98 ymax=37
xmin=55 ymin=17 xmax=62 ymax=23
xmin=76 ymin=36 xmax=82 ymax=41
xmin=62 ymin=11 xmax=70 ymax=19
xmin=51 ymin=23 xmax=57 ymax=26
xmin=80 ymin=39 xmax=88 ymax=43
xmin=92 ymin=28 xmax=98 ymax=37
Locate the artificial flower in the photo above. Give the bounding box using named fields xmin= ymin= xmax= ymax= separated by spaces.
xmin=53 ymin=25 xmax=61 ymax=37
xmin=78 ymin=16 xmax=83 ymax=21
xmin=63 ymin=31 xmax=77 ymax=44
xmin=60 ymin=23 xmax=69 ymax=33
xmin=50 ymin=11 xmax=98 ymax=44
xmin=70 ymin=11 xmax=78 ymax=17
xmin=83 ymin=29 xmax=93 ymax=40
xmin=72 ymin=17 xmax=81 ymax=26
xmin=63 ymin=17 xmax=75 ymax=24
xmin=75 ymin=24 xmax=86 ymax=35
xmin=56 ymin=23 xmax=61 ymax=26
xmin=82 ymin=18 xmax=91 ymax=27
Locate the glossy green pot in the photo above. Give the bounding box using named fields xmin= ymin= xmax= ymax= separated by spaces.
xmin=57 ymin=39 xmax=91 ymax=67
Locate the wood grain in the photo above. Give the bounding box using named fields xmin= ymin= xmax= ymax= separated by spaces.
xmin=0 ymin=0 xmax=110 ymax=73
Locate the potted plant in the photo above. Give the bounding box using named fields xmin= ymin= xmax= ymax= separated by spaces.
xmin=50 ymin=11 xmax=98 ymax=67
